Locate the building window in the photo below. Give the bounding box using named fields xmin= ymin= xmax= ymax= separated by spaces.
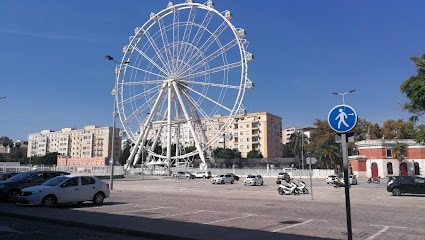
xmin=386 ymin=149 xmax=392 ymax=158
xmin=387 ymin=162 xmax=393 ymax=175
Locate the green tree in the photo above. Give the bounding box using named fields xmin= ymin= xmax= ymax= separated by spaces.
xmin=400 ymin=53 xmax=425 ymax=122
xmin=247 ymin=150 xmax=263 ymax=158
xmin=316 ymin=145 xmax=341 ymax=169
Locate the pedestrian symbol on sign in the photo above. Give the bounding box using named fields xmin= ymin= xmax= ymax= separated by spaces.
xmin=328 ymin=104 xmax=357 ymax=133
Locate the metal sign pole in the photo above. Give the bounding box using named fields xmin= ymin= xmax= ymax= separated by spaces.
xmin=341 ymin=133 xmax=352 ymax=240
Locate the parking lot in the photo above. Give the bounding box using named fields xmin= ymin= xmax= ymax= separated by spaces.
xmin=1 ymin=176 xmax=425 ymax=239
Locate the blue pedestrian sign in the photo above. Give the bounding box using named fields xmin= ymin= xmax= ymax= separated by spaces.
xmin=328 ymin=104 xmax=358 ymax=133
xmin=109 ymin=158 xmax=113 ymax=166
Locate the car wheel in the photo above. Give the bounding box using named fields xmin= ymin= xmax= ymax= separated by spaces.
xmin=93 ymin=192 xmax=105 ymax=205
xmin=6 ymin=190 xmax=19 ymax=203
xmin=392 ymin=188 xmax=401 ymax=196
xmin=221 ymin=180 xmax=224 ymax=184
xmin=231 ymin=180 xmax=234 ymax=184
xmin=41 ymin=195 xmax=57 ymax=207
xmin=278 ymin=188 xmax=284 ymax=195
xmin=253 ymin=182 xmax=256 ymax=186
xmin=261 ymin=181 xmax=263 ymax=186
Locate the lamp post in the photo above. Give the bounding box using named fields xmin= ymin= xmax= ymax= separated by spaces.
xmin=104 ymin=55 xmax=128 ymax=190
xmin=331 ymin=89 xmax=355 ymax=105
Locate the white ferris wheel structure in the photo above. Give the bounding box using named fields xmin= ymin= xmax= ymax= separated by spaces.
xmin=111 ymin=0 xmax=254 ymax=171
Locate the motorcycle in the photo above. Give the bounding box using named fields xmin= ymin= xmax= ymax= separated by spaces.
xmin=277 ymin=181 xmax=300 ymax=195
xmin=333 ymin=179 xmax=345 ymax=188
xmin=296 ymin=180 xmax=309 ymax=194
xmin=367 ymin=177 xmax=380 ymax=184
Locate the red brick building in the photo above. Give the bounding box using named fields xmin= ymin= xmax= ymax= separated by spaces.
xmin=351 ymin=139 xmax=424 ymax=178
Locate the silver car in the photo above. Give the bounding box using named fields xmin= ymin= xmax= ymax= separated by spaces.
xmin=16 ymin=175 xmax=110 ymax=207
xmin=211 ymin=174 xmax=234 ymax=184
xmin=244 ymin=174 xmax=264 ymax=186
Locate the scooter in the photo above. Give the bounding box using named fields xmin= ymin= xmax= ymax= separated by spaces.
xmin=367 ymin=177 xmax=380 ymax=184
xmin=277 ymin=181 xmax=300 ymax=195
xmin=296 ymin=180 xmax=309 ymax=194
xmin=333 ymin=179 xmax=345 ymax=188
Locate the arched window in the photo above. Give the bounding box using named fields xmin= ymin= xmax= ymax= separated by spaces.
xmin=387 ymin=162 xmax=393 ymax=175
xmin=414 ymin=162 xmax=420 ymax=175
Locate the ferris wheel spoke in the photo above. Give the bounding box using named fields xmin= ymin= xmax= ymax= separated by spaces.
xmin=184 ymin=21 xmax=229 ymax=69
xmin=180 ymin=89 xmax=212 ymax=120
xmin=181 ymin=84 xmax=232 ymax=113
xmin=142 ymin=30 xmax=173 ymax=75
xmin=184 ymin=38 xmax=239 ymax=76
xmin=130 ymin=45 xmax=169 ymax=76
xmin=175 ymin=7 xmax=197 ymax=71
xmin=182 ymin=79 xmax=240 ymax=90
xmin=179 ymin=10 xmax=214 ymax=70
xmin=121 ymin=79 xmax=164 ymax=86
xmin=157 ymin=18 xmax=173 ymax=72
xmin=184 ymin=61 xmax=242 ymax=79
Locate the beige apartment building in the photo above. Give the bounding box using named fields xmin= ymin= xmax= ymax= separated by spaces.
xmin=207 ymin=112 xmax=283 ymax=158
xmin=27 ymin=125 xmax=121 ymax=163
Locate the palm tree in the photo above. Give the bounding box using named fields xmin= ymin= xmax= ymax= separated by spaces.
xmin=317 ymin=145 xmax=341 ymax=169
xmin=392 ymin=141 xmax=407 ymax=161
xmin=288 ymin=131 xmax=308 ymax=168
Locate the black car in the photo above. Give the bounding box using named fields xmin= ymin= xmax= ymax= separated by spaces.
xmin=0 ymin=170 xmax=69 ymax=202
xmin=0 ymin=172 xmax=19 ymax=181
xmin=387 ymin=176 xmax=425 ymax=196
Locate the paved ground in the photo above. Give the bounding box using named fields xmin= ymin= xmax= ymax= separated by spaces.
xmin=1 ymin=176 xmax=425 ymax=239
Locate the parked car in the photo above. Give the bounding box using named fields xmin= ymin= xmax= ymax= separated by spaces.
xmin=339 ymin=175 xmax=358 ymax=185
xmin=172 ymin=171 xmax=195 ymax=179
xmin=211 ymin=174 xmax=234 ymax=184
xmin=277 ymin=172 xmax=291 ymax=184
xmin=243 ymin=174 xmax=263 ymax=186
xmin=0 ymin=172 xmax=19 ymax=181
xmin=226 ymin=173 xmax=240 ymax=181
xmin=193 ymin=171 xmax=212 ymax=179
xmin=16 ymin=175 xmax=110 ymax=207
xmin=387 ymin=176 xmax=425 ymax=196
xmin=0 ymin=170 xmax=69 ymax=202
xmin=326 ymin=175 xmax=338 ymax=184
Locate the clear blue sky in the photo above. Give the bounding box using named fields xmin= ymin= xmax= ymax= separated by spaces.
xmin=1 ymin=0 xmax=424 ymax=142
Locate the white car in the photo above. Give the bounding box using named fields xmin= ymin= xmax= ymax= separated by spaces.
xmin=16 ymin=175 xmax=110 ymax=207
xmin=326 ymin=175 xmax=338 ymax=184
xmin=244 ymin=174 xmax=264 ymax=186
xmin=193 ymin=171 xmax=212 ymax=179
xmin=211 ymin=174 xmax=234 ymax=184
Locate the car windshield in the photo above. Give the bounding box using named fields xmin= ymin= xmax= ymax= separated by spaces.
xmin=42 ymin=176 xmax=69 ymax=186
xmin=4 ymin=171 xmax=32 ymax=182
xmin=247 ymin=175 xmax=255 ymax=178
xmin=219 ymin=174 xmax=226 ymax=177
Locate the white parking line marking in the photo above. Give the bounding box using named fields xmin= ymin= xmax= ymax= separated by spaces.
xmin=206 ymin=214 xmax=256 ymax=224
xmin=272 ymin=219 xmax=328 ymax=233
xmin=366 ymin=225 xmax=407 ymax=240
xmin=152 ymin=210 xmax=209 ymax=219
xmin=110 ymin=207 xmax=172 ymax=214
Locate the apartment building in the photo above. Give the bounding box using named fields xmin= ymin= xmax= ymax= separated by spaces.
xmin=27 ymin=125 xmax=121 ymax=163
xmin=207 ymin=112 xmax=283 ymax=158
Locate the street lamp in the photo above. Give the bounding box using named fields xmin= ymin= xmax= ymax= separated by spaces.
xmin=104 ymin=55 xmax=129 ymax=190
xmin=331 ymin=89 xmax=355 ymax=105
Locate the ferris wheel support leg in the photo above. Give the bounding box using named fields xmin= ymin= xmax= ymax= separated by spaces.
xmin=171 ymin=82 xmax=206 ymax=166
xmin=166 ymin=85 xmax=173 ymax=173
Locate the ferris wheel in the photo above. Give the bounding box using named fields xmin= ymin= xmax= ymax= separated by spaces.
xmin=113 ymin=0 xmax=254 ymax=169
